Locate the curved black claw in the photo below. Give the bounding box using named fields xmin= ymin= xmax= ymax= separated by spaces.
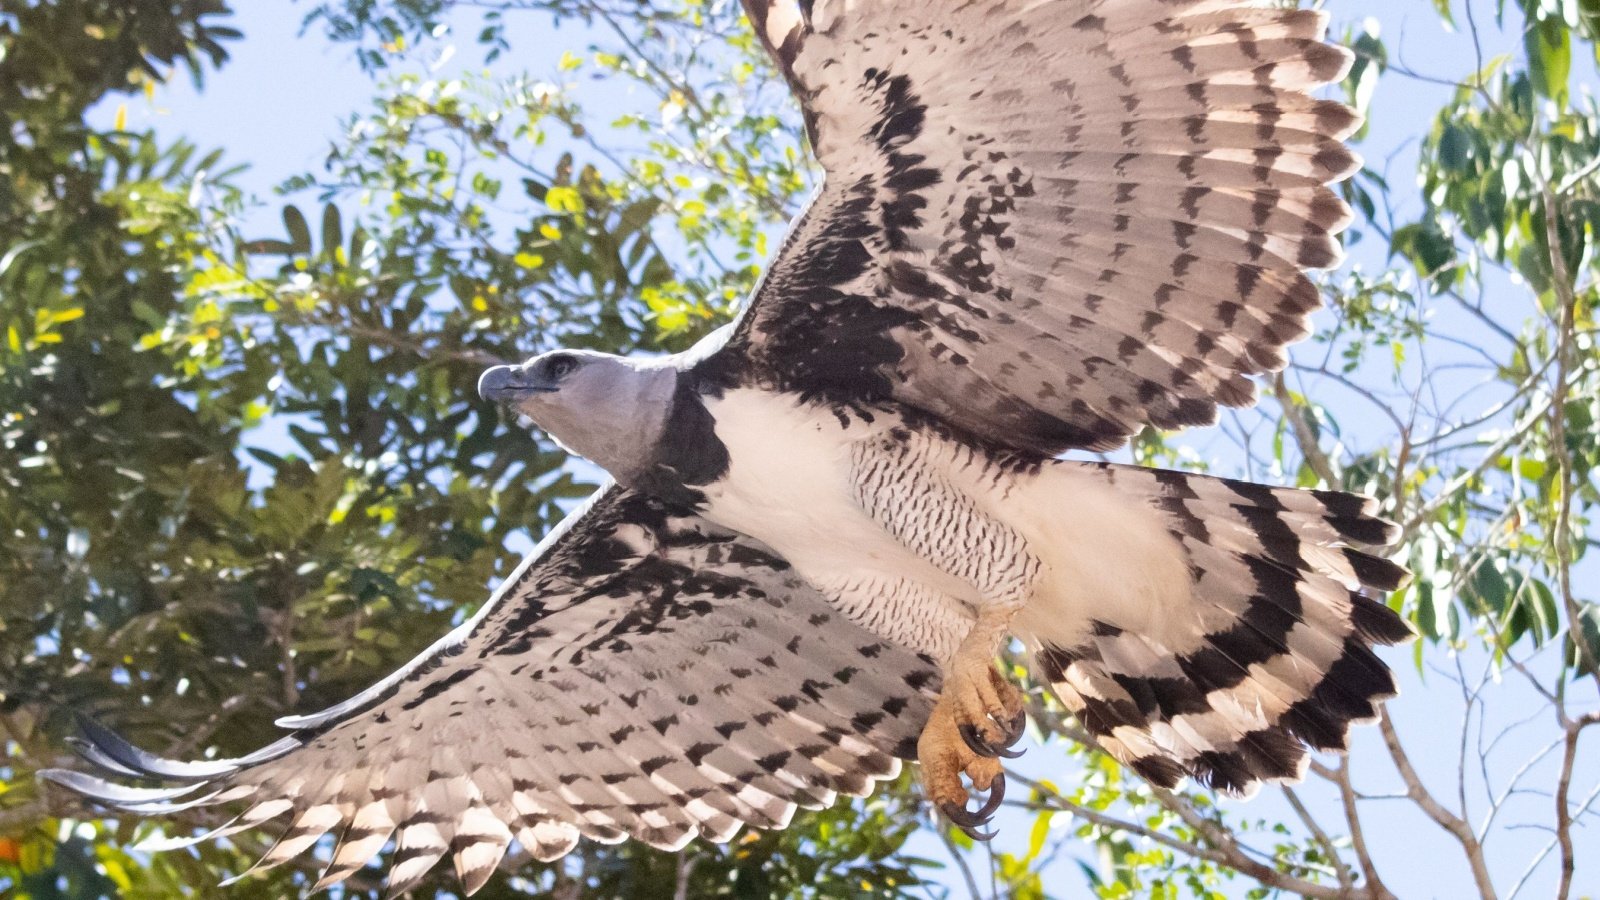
xmin=939 ymin=772 xmax=1006 ymax=842
xmin=958 ymin=822 xmax=998 ymax=842
xmin=959 ymin=721 xmax=1025 ymax=759
xmin=958 ymin=722 xmax=995 ymax=758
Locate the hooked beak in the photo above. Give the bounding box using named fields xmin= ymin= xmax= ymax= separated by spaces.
xmin=478 ymin=364 xmax=557 ymax=403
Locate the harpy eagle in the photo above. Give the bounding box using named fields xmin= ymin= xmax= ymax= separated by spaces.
xmin=45 ymin=0 xmax=1413 ymax=893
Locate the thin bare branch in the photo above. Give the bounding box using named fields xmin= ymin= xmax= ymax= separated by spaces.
xmin=1008 ymin=774 xmax=1367 ymax=900
xmin=1314 ymin=758 xmax=1397 ymax=900
xmin=1554 ymin=712 xmax=1600 ymax=900
xmin=1274 ymin=371 xmax=1341 ymax=485
xmin=1285 ymin=786 xmax=1354 ymax=893
xmin=1379 ymin=716 xmax=1499 ymax=899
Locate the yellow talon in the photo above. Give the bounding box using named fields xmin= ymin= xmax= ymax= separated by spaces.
xmin=918 ymin=664 xmax=1026 ymax=839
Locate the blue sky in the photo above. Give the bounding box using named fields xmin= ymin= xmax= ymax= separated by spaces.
xmin=91 ymin=1 xmax=1600 ymax=897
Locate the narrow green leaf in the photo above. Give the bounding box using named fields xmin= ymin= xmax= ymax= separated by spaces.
xmin=0 ymin=240 xmax=43 ymax=278
xmin=1433 ymin=0 xmax=1456 ymax=28
xmin=282 ymin=205 xmax=312 ymax=254
xmin=321 ymin=204 xmax=343 ymax=261
xmin=1025 ymin=810 xmax=1055 ymax=863
xmin=243 ymin=239 xmax=296 ymax=256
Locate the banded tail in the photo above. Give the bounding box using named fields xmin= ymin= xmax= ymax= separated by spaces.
xmin=1036 ymin=464 xmax=1412 ymax=795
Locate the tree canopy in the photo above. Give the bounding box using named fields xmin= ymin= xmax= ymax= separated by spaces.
xmin=1 ymin=0 xmax=1598 ymax=897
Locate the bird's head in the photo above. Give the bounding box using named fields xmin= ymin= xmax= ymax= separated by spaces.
xmin=478 ymin=349 xmax=678 ymax=481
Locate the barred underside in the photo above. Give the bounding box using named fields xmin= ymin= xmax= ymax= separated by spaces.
xmin=43 ymin=487 xmax=940 ymax=897
xmin=1035 ymin=466 xmax=1412 ymax=795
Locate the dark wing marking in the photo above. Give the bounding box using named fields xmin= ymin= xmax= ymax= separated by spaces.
xmin=1035 ymin=466 xmax=1411 ymax=795
xmin=42 ymin=485 xmax=939 ymax=896
xmin=719 ymin=0 xmax=1359 ymax=453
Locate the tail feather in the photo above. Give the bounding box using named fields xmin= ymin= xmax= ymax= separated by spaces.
xmin=1035 ymin=464 xmax=1411 ymax=796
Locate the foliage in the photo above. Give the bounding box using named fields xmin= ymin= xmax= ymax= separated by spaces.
xmin=1 ymin=0 xmax=1597 ymax=897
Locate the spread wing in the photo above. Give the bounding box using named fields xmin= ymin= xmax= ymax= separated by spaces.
xmin=722 ymin=0 xmax=1360 ymax=453
xmin=42 ymin=486 xmax=940 ymax=896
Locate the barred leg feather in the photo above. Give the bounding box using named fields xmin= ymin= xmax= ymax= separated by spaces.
xmin=1035 ymin=464 xmax=1411 ymax=796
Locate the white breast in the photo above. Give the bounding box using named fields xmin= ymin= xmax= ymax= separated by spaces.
xmin=697 ymin=389 xmax=966 ymax=597
xmin=696 ymin=388 xmax=1193 ymax=657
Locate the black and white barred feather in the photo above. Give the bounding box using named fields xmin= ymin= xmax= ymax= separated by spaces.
xmin=724 ymin=0 xmax=1361 ymax=455
xmin=1034 ymin=465 xmax=1410 ymax=795
xmin=43 ymin=487 xmax=940 ymax=896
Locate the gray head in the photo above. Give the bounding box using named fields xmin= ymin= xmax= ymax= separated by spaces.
xmin=478 ymin=349 xmax=678 ymax=482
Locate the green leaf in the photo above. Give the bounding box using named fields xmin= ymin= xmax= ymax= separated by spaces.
xmin=349 ymin=225 xmax=373 ymax=267
xmin=1025 ymin=810 xmax=1055 ymax=864
xmin=282 ymin=204 xmax=313 ymax=254
xmin=1432 ymin=0 xmax=1456 ymax=28
xmin=321 ymin=203 xmax=343 ymax=261
xmin=1438 ymin=123 xmax=1472 ymax=172
xmin=1515 ymin=578 xmax=1560 ymax=647
xmin=0 ymin=239 xmax=43 ymax=278
xmin=243 ymin=239 xmax=296 ymax=256
xmin=617 ymin=197 xmax=662 ymax=237
xmin=1467 ymin=559 xmax=1511 ymax=617
xmin=44 ymin=307 xmax=85 ymax=326
xmin=545 ymin=185 xmax=583 ymax=214
xmin=1391 ymin=220 xmax=1459 ymax=284
xmin=1568 ymin=602 xmax=1600 ymax=677
xmin=1525 ymin=13 xmax=1571 ymax=107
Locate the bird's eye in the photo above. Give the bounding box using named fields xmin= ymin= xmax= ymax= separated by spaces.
xmin=544 ymin=355 xmax=578 ymax=380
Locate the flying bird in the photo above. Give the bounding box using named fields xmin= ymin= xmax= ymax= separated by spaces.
xmin=45 ymin=0 xmax=1412 ymax=894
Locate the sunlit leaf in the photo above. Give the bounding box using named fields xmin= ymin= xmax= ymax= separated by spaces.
xmin=1525 ymin=12 xmax=1572 ymax=106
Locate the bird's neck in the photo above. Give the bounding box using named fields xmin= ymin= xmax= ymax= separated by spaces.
xmin=624 ymin=374 xmax=731 ymax=508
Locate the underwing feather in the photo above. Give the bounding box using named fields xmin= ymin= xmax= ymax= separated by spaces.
xmin=1035 ymin=465 xmax=1411 ymax=796
xmin=42 ymin=486 xmax=939 ymax=895
xmin=722 ymin=0 xmax=1359 ymax=455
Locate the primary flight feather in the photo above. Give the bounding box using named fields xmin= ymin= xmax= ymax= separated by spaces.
xmin=45 ymin=0 xmax=1411 ymax=893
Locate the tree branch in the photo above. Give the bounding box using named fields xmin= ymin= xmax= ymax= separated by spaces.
xmin=931 ymin=814 xmax=985 ymax=900
xmin=1285 ymin=786 xmax=1354 ymax=894
xmin=1273 ymin=371 xmax=1341 ymax=485
xmin=1554 ymin=711 xmax=1599 ymax=900
xmin=1007 ymin=773 xmax=1365 ymax=899
xmin=1378 ymin=716 xmax=1498 ymax=898
xmin=1313 ymin=758 xmax=1397 ymax=900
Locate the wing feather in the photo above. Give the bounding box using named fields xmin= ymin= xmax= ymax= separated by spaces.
xmin=43 ymin=486 xmax=939 ymax=895
xmin=721 ymin=0 xmax=1359 ymax=453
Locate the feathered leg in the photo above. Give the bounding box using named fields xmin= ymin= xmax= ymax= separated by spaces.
xmin=1029 ymin=464 xmax=1412 ymax=796
xmin=849 ymin=433 xmax=1041 ymax=838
